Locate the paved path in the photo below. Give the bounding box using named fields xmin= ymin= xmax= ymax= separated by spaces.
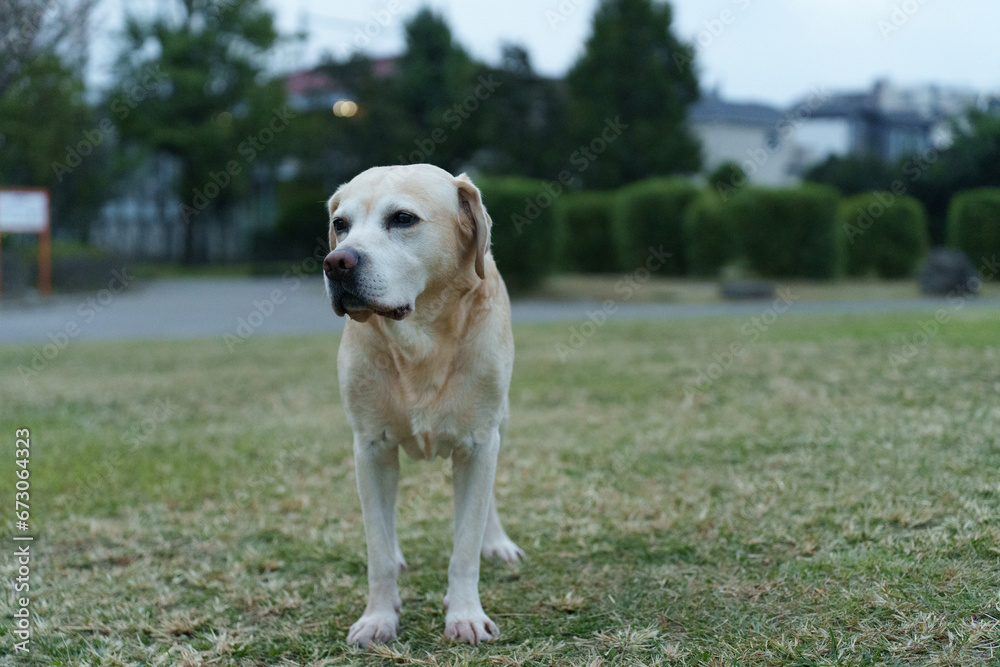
xmin=1 ymin=277 xmax=997 ymax=345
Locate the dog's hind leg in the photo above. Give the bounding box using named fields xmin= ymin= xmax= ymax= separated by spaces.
xmin=481 ymin=492 xmax=524 ymax=562
xmin=481 ymin=406 xmax=522 ymax=562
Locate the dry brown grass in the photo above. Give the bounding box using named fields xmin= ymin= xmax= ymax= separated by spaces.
xmin=1 ymin=310 xmax=999 ymax=665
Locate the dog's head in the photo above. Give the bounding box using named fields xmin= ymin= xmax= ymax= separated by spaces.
xmin=322 ymin=164 xmax=491 ymax=322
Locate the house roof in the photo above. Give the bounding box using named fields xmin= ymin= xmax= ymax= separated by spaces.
xmin=797 ymin=90 xmax=932 ymax=129
xmin=372 ymin=56 xmax=398 ymax=78
xmin=285 ymin=57 xmax=400 ymax=97
xmin=689 ymin=94 xmax=784 ymax=127
xmin=286 ymin=69 xmax=337 ymax=96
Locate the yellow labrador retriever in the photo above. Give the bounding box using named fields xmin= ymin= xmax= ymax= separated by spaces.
xmin=322 ymin=164 xmax=523 ymax=646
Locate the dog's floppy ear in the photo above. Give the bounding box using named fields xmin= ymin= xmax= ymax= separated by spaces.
xmin=455 ymin=173 xmax=491 ymax=280
xmin=326 ymin=186 xmax=345 ymax=251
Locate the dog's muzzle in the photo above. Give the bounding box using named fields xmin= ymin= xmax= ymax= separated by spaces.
xmin=323 ymin=249 xmax=412 ymax=321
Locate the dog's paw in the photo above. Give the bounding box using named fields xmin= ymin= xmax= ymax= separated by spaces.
xmin=482 ymin=535 xmax=525 ymax=563
xmin=444 ymin=610 xmax=499 ymax=645
xmin=347 ymin=610 xmax=399 ymax=647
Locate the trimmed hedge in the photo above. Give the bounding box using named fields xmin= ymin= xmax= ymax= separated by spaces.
xmin=477 ymin=177 xmax=563 ymax=292
xmin=730 ymin=185 xmax=843 ymax=279
xmin=684 ymin=191 xmax=737 ymax=277
xmin=948 ymin=188 xmax=1000 ymax=277
xmin=614 ymin=177 xmax=699 ymax=275
xmin=556 ymin=191 xmax=620 ymax=273
xmin=840 ymin=192 xmax=929 ymax=278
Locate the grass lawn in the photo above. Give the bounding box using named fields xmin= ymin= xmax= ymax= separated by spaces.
xmin=1 ymin=309 xmax=999 ymax=665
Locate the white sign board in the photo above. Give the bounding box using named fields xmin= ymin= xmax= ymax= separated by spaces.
xmin=0 ymin=190 xmax=49 ymax=233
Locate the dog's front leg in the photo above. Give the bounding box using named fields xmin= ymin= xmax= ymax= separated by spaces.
xmin=445 ymin=430 xmax=501 ymax=644
xmin=347 ymin=437 xmax=402 ymax=647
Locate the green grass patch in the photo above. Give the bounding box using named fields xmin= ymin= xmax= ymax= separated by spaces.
xmin=1 ymin=311 xmax=998 ymax=665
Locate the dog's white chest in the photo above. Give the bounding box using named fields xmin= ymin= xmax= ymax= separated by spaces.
xmin=384 ymin=347 xmax=469 ymax=460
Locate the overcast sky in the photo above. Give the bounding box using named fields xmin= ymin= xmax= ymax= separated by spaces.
xmin=89 ymin=0 xmax=1000 ymax=107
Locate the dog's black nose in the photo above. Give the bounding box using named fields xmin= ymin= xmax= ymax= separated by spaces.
xmin=324 ymin=249 xmax=360 ymax=280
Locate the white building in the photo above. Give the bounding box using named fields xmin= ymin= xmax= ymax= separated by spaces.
xmin=689 ymin=93 xmax=800 ymax=187
xmin=789 ymin=80 xmax=998 ymax=165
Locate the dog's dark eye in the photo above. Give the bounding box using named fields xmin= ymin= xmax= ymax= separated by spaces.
xmin=388 ymin=211 xmax=418 ymax=228
xmin=332 ymin=217 xmax=348 ymax=234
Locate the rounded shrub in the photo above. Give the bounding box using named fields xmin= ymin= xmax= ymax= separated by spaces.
xmin=476 ymin=177 xmax=563 ymax=292
xmin=730 ymin=185 xmax=843 ymax=279
xmin=555 ymin=191 xmax=620 ymax=273
xmin=947 ymin=188 xmax=1000 ymax=277
xmin=684 ymin=190 xmax=737 ymax=277
xmin=707 ymin=161 xmax=748 ymax=197
xmin=839 ymin=192 xmax=929 ymax=278
xmin=614 ymin=177 xmax=699 ymax=275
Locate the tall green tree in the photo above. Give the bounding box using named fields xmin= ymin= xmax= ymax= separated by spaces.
xmin=475 ymin=45 xmax=566 ymax=179
xmin=564 ymin=0 xmax=701 ymax=188
xmin=275 ymin=54 xmax=413 ymax=250
xmin=274 ymin=9 xmax=484 ymax=251
xmin=0 ymin=0 xmax=109 ymax=241
xmin=391 ymin=8 xmax=479 ymax=172
xmin=310 ymin=54 xmax=416 ymax=178
xmin=112 ymin=0 xmax=288 ymax=264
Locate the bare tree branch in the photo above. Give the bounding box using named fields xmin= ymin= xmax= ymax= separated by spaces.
xmin=0 ymin=0 xmax=100 ymax=97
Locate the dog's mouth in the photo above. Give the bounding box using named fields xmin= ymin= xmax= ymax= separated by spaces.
xmin=333 ymin=290 xmax=412 ymax=322
xmin=368 ymin=304 xmax=412 ymax=320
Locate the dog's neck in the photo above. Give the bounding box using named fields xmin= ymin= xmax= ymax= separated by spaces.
xmin=368 ymin=265 xmax=494 ymax=362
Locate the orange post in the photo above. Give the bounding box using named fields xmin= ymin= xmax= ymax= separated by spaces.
xmin=38 ymin=225 xmax=51 ymax=296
